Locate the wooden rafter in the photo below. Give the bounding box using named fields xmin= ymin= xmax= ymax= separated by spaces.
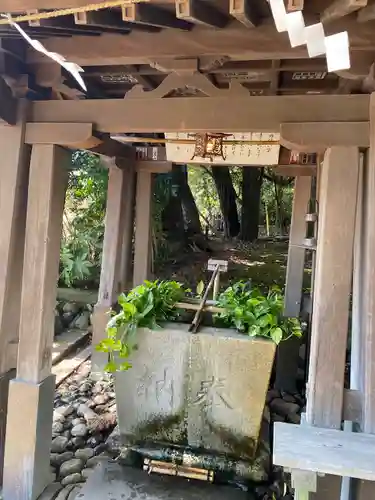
xmin=30 ymin=94 xmax=370 ymax=133
xmin=229 ymin=0 xmax=261 ymax=27
xmin=280 ymin=121 xmax=369 ymax=152
xmin=73 ymin=9 xmax=130 ymax=30
xmin=26 ymin=21 xmax=375 ymax=67
xmin=122 ymin=3 xmax=192 ymax=30
xmin=175 ymin=0 xmax=229 ymax=28
xmin=321 ymin=0 xmax=368 ymax=22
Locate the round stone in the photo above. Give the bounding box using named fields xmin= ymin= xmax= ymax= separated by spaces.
xmin=51 ymin=436 xmax=69 ymax=453
xmin=86 ymin=434 xmax=104 ymax=448
xmin=59 ymin=458 xmax=84 ymax=478
xmin=71 ymin=418 xmax=85 ymax=427
xmin=61 ymin=473 xmax=83 ymax=486
xmin=86 ymin=455 xmax=107 ymax=469
xmin=63 ymin=302 xmax=80 ymax=314
xmin=71 ymin=423 xmax=88 ymax=437
xmin=75 ymin=448 xmax=94 ymax=462
xmin=71 ymin=437 xmax=86 ymax=449
xmin=53 ymin=411 xmax=65 ymax=423
xmin=93 ymin=394 xmax=109 ymax=406
xmin=55 ymin=406 xmax=74 ymax=417
xmin=52 ymin=422 xmax=64 ymax=434
xmin=50 ymin=451 xmax=74 ymax=468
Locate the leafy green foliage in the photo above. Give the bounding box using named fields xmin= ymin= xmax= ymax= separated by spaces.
xmin=60 ymin=151 xmax=108 ymax=287
xmin=96 ymin=280 xmax=186 ymax=372
xmin=215 ymin=283 xmax=302 ymax=344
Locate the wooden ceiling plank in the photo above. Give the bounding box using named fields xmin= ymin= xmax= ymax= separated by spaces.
xmin=321 ymin=0 xmax=368 ymax=23
xmin=0 ymin=76 xmax=17 ymax=125
xmin=122 ymin=3 xmax=192 ymax=30
xmin=175 ymin=0 xmax=229 ymax=28
xmin=31 ymin=94 xmax=370 ymax=134
xmin=357 ymin=0 xmax=375 ymax=21
xmin=229 ymin=0 xmax=261 ymax=28
xmin=74 ymin=10 xmax=130 ymax=31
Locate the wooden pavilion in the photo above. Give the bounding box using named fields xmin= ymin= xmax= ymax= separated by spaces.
xmin=0 ymin=0 xmax=374 ymax=498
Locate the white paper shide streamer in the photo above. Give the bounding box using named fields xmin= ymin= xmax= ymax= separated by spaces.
xmin=269 ymin=0 xmax=350 ymax=72
xmin=3 ymin=14 xmax=87 ymax=91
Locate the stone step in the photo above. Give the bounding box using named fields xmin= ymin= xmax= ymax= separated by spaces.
xmin=78 ymin=461 xmax=254 ymax=500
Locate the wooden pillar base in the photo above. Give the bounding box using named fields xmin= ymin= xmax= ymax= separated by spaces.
xmin=3 ymin=375 xmax=55 ymax=500
xmin=0 ymin=370 xmax=15 ymax=486
xmin=91 ymin=304 xmax=111 ymax=379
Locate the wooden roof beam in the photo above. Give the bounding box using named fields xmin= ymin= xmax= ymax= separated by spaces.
xmin=30 ymin=94 xmax=370 ymax=133
xmin=175 ymin=0 xmax=229 ymax=28
xmin=25 ymin=122 xmax=136 ymax=158
xmin=272 ymin=165 xmax=316 ymax=177
xmin=357 ymin=0 xmax=375 ymax=21
xmin=321 ymin=0 xmax=368 ymax=23
xmin=25 ymin=122 xmax=101 ymax=148
xmin=229 ymin=0 xmax=261 ymax=27
xmin=280 ymin=121 xmax=369 ymax=152
xmin=122 ymin=3 xmax=192 ymax=30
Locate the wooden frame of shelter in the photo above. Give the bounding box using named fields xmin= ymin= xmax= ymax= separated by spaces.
xmin=0 ymin=0 xmax=374 ymax=499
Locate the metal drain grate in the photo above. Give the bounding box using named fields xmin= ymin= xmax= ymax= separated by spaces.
xmin=143 ymin=459 xmax=214 ymax=482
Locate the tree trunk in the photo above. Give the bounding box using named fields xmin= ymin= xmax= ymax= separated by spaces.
xmin=240 ymin=167 xmax=263 ymax=241
xmin=211 ymin=166 xmax=240 ymax=238
xmin=172 ymin=164 xmax=202 ymax=234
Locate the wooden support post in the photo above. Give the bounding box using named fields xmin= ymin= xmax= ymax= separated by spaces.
xmin=0 ymin=102 xmax=30 ymax=375
xmin=0 ymin=103 xmax=30 ymax=486
xmin=284 ymin=176 xmax=312 ymax=317
xmin=275 ymin=176 xmax=312 ymax=393
xmin=306 ymin=147 xmax=359 ymax=429
xmin=3 ymin=144 xmax=69 ymax=500
xmin=355 ymin=93 xmax=375 ymax=500
xmin=91 ymin=163 xmax=133 ymax=377
xmin=295 ymin=147 xmax=359 ymax=499
xmin=340 ymin=151 xmax=365 ymax=500
xmin=362 ymin=93 xmax=375 ymax=435
xmin=133 ymin=170 xmax=154 ymax=287
xmin=119 ymin=166 xmax=136 ymax=293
